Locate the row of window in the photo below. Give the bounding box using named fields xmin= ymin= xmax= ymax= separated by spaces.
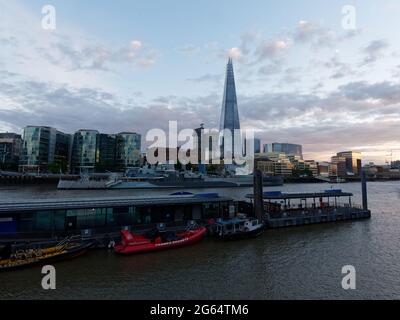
xmin=10 ymin=203 xmax=227 ymax=233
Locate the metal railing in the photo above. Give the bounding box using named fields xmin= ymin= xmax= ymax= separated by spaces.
xmin=267 ymin=205 xmax=365 ymax=219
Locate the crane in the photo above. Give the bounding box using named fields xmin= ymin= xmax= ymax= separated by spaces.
xmin=386 ymin=149 xmax=400 ymax=167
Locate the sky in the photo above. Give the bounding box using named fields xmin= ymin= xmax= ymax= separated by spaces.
xmin=1 ymin=0 xmax=400 ymax=163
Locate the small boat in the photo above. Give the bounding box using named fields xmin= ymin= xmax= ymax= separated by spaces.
xmin=114 ymin=226 xmax=207 ymax=255
xmin=0 ymin=238 xmax=95 ymax=272
xmin=214 ymin=216 xmax=265 ymax=240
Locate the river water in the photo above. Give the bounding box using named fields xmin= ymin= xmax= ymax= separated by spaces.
xmin=0 ymin=181 xmax=400 ymax=300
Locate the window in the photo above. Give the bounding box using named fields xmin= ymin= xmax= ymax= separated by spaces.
xmin=18 ymin=212 xmax=35 ymax=232
xmin=94 ymin=208 xmax=106 ymax=227
xmin=36 ymin=211 xmax=53 ymax=231
xmin=138 ymin=207 xmax=152 ymax=224
xmin=66 ymin=209 xmax=98 ymax=229
xmin=203 ymin=203 xmax=218 ymax=219
xmin=113 ymin=207 xmax=130 ymax=226
xmin=54 ymin=210 xmax=66 ymax=230
xmin=106 ymin=208 xmax=115 ymax=226
xmin=129 ymin=206 xmax=141 ymax=225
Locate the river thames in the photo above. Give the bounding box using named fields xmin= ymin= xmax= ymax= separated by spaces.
xmin=0 ymin=181 xmax=399 ymax=300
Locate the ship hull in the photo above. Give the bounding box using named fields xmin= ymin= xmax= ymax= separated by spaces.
xmin=58 ymin=176 xmax=284 ymax=190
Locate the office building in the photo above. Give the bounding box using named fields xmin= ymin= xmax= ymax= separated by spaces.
xmin=254 ymin=138 xmax=261 ymax=154
xmin=330 ymin=156 xmax=347 ymax=178
xmin=391 ymin=160 xmax=400 ymax=170
xmin=336 ymin=151 xmax=362 ymax=176
xmin=304 ymin=160 xmax=319 ymax=177
xmin=71 ymin=129 xmax=99 ymax=174
xmin=257 ymin=152 xmax=293 ymax=176
xmin=116 ymin=132 xmax=141 ymax=169
xmin=96 ymin=134 xmax=117 ymax=172
xmin=19 ymin=126 xmax=70 ymax=173
xmin=219 ymin=58 xmax=241 ymax=159
xmin=264 ymin=143 xmax=303 ymax=159
xmin=317 ymin=162 xmax=329 ymax=177
xmin=254 ymin=155 xmax=275 ymax=176
xmin=0 ymin=133 xmax=22 ymax=170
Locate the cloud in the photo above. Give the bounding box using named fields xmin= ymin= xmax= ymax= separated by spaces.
xmin=0 ymin=2 xmax=396 ymax=164
xmin=0 ymin=72 xmax=221 ymax=142
xmin=130 ymin=40 xmax=142 ymax=51
xmin=47 ymin=38 xmax=157 ymax=71
xmin=293 ymin=20 xmax=361 ymax=50
xmin=178 ymin=44 xmax=201 ymax=55
xmin=225 ymin=21 xmax=362 ymax=72
xmin=0 ymin=1 xmax=157 ymax=80
xmin=186 ymin=73 xmax=223 ymax=83
xmin=255 ymin=40 xmax=288 ymax=62
xmin=323 ymin=55 xmax=356 ymax=79
xmin=337 ymin=81 xmax=400 ymax=104
xmin=2 ymin=67 xmax=400 ymax=163
xmin=258 ymin=63 xmax=282 ymax=76
xmin=227 ymin=47 xmax=242 ymax=59
xmin=239 ymin=31 xmax=259 ymax=55
xmin=293 ymin=21 xmax=334 ymax=48
xmin=360 ymin=39 xmax=389 ymax=66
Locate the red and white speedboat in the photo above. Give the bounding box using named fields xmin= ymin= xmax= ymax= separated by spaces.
xmin=114 ymin=227 xmax=207 ymax=255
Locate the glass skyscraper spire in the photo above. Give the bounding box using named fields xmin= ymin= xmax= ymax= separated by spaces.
xmin=219 ymin=58 xmax=241 ymax=157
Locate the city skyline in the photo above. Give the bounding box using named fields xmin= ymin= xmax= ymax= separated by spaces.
xmin=1 ymin=0 xmax=400 ymax=163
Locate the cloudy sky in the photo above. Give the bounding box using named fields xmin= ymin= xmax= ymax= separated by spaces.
xmin=1 ymin=0 xmax=400 ymax=163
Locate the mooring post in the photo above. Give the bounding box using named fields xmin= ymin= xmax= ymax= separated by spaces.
xmin=253 ymin=169 xmax=264 ymax=221
xmin=361 ymin=170 xmax=368 ymax=211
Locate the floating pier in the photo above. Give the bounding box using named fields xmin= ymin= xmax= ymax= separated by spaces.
xmin=247 ymin=172 xmax=371 ymax=229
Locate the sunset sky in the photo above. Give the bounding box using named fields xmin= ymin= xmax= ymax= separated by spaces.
xmin=1 ymin=0 xmax=400 ymax=163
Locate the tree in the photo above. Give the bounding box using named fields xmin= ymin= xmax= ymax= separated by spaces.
xmin=47 ymin=162 xmax=61 ymax=174
xmin=175 ymin=159 xmax=183 ymax=171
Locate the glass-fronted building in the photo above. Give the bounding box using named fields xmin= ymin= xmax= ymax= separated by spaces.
xmin=96 ymin=134 xmax=117 ymax=172
xmin=254 ymin=138 xmax=261 ymax=154
xmin=219 ymin=58 xmax=241 ymax=158
xmin=264 ymin=143 xmax=303 ymax=159
xmin=336 ymin=151 xmax=362 ymax=176
xmin=71 ymin=130 xmax=99 ymax=173
xmin=0 ymin=133 xmax=22 ymax=171
xmin=116 ymin=132 xmax=141 ymax=169
xmin=19 ymin=126 xmax=50 ymax=172
xmin=19 ymin=126 xmax=70 ymax=173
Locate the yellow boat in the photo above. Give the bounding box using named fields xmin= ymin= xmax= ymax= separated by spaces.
xmin=0 ymin=238 xmax=95 ymax=272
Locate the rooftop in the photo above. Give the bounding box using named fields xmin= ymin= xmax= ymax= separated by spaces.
xmin=0 ymin=194 xmax=232 ymax=213
xmin=246 ymin=190 xmax=353 ymax=200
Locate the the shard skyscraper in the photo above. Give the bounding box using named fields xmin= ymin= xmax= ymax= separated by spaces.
xmin=219 ymin=58 xmax=241 ymax=159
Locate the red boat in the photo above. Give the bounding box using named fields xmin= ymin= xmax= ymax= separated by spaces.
xmin=114 ymin=227 xmax=207 ymax=255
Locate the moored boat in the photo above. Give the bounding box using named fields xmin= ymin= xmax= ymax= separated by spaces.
xmin=0 ymin=238 xmax=95 ymax=272
xmin=114 ymin=226 xmax=207 ymax=255
xmin=214 ymin=216 xmax=265 ymax=240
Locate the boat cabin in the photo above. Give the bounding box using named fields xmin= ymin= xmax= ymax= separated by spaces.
xmin=215 ymin=215 xmax=263 ymax=237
